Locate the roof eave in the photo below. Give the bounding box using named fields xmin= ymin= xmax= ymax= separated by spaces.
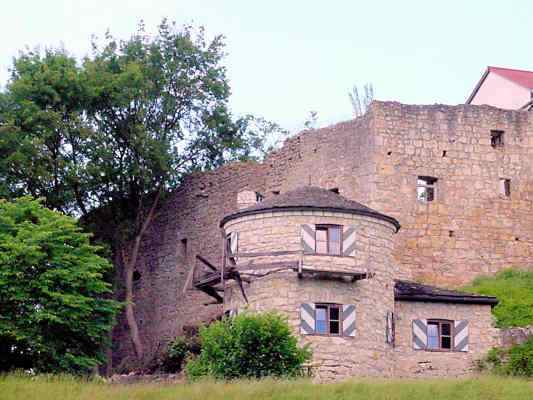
xmin=220 ymin=205 xmax=401 ymax=232
xmin=466 ymin=67 xmax=490 ymax=104
xmin=395 ymin=294 xmax=498 ymax=306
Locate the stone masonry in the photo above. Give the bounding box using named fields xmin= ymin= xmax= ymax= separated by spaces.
xmin=111 ymin=101 xmax=533 ymax=373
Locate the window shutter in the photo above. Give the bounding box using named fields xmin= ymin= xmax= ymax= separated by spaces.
xmin=342 ymin=304 xmax=356 ymax=337
xmin=229 ymin=232 xmax=239 ymax=259
xmin=301 ymin=225 xmax=316 ymax=254
xmin=454 ymin=320 xmax=469 ymax=352
xmin=412 ymin=319 xmax=427 ymax=350
xmin=386 ymin=311 xmax=395 ymax=345
xmin=300 ymin=303 xmax=315 ymax=335
xmin=342 ymin=225 xmax=357 ymax=257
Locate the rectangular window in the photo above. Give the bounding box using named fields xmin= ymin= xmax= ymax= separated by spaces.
xmin=500 ymin=178 xmax=511 ymax=197
xmin=427 ymin=320 xmax=453 ymax=351
xmin=315 ymin=225 xmax=342 ymax=255
xmin=417 ymin=176 xmax=438 ymax=202
xmin=315 ymin=304 xmax=342 ymax=336
xmin=491 ymin=130 xmax=504 ymax=147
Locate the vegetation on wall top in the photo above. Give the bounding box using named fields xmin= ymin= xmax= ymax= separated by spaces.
xmin=463 ymin=268 xmax=533 ymax=328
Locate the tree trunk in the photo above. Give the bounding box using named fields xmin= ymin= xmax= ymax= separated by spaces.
xmin=122 ymin=190 xmax=162 ymax=365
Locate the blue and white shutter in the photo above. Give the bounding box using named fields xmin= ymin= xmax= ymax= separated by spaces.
xmin=454 ymin=320 xmax=469 ymax=352
xmin=300 ymin=303 xmax=315 ymax=335
xmin=342 ymin=226 xmax=357 ymax=257
xmin=301 ymin=225 xmax=316 ymax=254
xmin=342 ymin=304 xmax=356 ymax=337
xmin=412 ymin=319 xmax=427 ymax=350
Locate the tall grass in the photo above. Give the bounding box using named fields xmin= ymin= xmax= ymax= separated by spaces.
xmin=1 ymin=374 xmax=532 ymax=400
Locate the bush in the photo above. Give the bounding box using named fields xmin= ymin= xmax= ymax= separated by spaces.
xmin=481 ymin=339 xmax=533 ymax=377
xmin=463 ymin=268 xmax=533 ymax=328
xmin=186 ymin=312 xmax=311 ymax=380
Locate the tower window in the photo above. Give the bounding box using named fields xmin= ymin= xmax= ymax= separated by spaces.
xmin=417 ymin=176 xmax=438 ymax=202
xmin=315 ymin=225 xmax=341 ymax=255
xmin=315 ymin=304 xmax=342 ymax=335
xmin=255 ymin=192 xmax=264 ymax=202
xmin=491 ymin=130 xmax=504 ymax=147
xmin=499 ymin=179 xmax=511 ymax=197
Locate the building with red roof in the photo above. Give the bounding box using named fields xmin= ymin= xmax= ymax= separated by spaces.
xmin=467 ymin=66 xmax=533 ymax=110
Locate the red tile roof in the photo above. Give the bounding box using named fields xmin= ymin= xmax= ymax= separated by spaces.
xmin=488 ymin=66 xmax=533 ymax=89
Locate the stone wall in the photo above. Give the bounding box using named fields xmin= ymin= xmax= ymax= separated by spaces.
xmin=111 ymin=161 xmax=268 ymax=369
xmin=370 ymin=102 xmax=533 ymax=285
xmin=223 ymin=211 xmax=397 ymax=381
xmin=501 ymin=325 xmax=533 ymax=348
xmin=393 ymin=301 xmax=500 ymax=377
xmin=111 ymin=101 xmax=533 ymax=371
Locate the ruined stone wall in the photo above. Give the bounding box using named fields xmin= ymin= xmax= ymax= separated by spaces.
xmin=393 ymin=301 xmax=500 ymax=377
xmin=111 ymin=161 xmax=268 ymax=369
xmin=263 ymin=113 xmax=376 ymax=205
xmin=370 ymin=102 xmax=533 ymax=285
xmin=112 ymin=101 xmax=533 ymax=370
xmin=223 ymin=211 xmax=397 ymax=381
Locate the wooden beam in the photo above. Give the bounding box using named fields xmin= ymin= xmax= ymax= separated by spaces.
xmin=196 ymin=254 xmax=219 ymax=272
xmin=234 ymin=261 xmax=299 ymax=272
xmin=234 ymin=250 xmax=302 ymax=258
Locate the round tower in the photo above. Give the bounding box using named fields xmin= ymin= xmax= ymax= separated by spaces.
xmin=220 ymin=186 xmax=400 ymax=380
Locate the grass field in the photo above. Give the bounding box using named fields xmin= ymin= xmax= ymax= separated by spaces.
xmin=1 ymin=374 xmax=532 ymax=400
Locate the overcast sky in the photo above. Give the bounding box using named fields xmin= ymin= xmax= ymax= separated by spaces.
xmin=1 ymin=1 xmax=531 ymax=132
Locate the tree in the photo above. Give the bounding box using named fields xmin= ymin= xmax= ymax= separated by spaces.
xmin=0 ymin=197 xmax=121 ymax=374
xmin=348 ymin=83 xmax=374 ymax=117
xmin=186 ymin=312 xmax=311 ymax=379
xmin=0 ymin=19 xmax=287 ymax=365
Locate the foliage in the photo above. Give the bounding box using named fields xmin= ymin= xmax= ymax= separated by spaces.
xmin=186 ymin=312 xmax=311 ymax=380
xmin=0 ymin=197 xmax=121 ymax=374
xmin=480 ymin=339 xmax=533 ymax=377
xmin=161 ymin=336 xmax=199 ymax=373
xmin=0 ymin=18 xmax=287 ymax=363
xmin=349 ymin=83 xmax=374 ymax=117
xmin=2 ymin=374 xmax=533 ymax=400
xmin=0 ymin=19 xmax=286 ymax=222
xmin=463 ymin=268 xmax=533 ymax=328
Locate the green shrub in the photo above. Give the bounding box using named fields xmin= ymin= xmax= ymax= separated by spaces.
xmin=162 ymin=337 xmax=189 ymax=373
xmin=507 ymin=338 xmax=533 ymax=377
xmin=481 ymin=339 xmax=533 ymax=377
xmin=463 ymin=268 xmax=533 ymax=328
xmin=186 ymin=312 xmax=311 ymax=380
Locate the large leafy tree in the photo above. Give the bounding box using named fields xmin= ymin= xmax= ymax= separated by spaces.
xmin=0 ymin=197 xmax=120 ymax=373
xmin=0 ymin=19 xmax=287 ymax=365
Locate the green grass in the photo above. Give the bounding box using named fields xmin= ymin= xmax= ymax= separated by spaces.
xmin=462 ymin=268 xmax=533 ymax=328
xmin=1 ymin=374 xmax=532 ymax=400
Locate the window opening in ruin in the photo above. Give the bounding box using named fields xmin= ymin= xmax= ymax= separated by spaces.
xmin=427 ymin=320 xmax=452 ymax=351
xmin=315 ymin=304 xmax=341 ymax=335
xmin=315 ymin=225 xmax=342 ymax=255
xmin=417 ymin=176 xmax=438 ymax=202
xmin=255 ymin=192 xmax=264 ymax=202
xmin=448 ymin=230 xmax=454 ymax=237
xmin=499 ymin=178 xmax=511 ymax=197
xmin=329 ymin=188 xmax=339 ymax=194
xmin=387 ymin=151 xmax=392 ymax=156
xmin=272 ymin=190 xmax=280 ymax=195
xmin=181 ymin=238 xmax=188 ymax=260
xmin=491 ymin=130 xmax=505 ymax=148
xmin=133 ymin=270 xmax=142 ymax=282
xmin=442 ymin=150 xmax=447 ymax=157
